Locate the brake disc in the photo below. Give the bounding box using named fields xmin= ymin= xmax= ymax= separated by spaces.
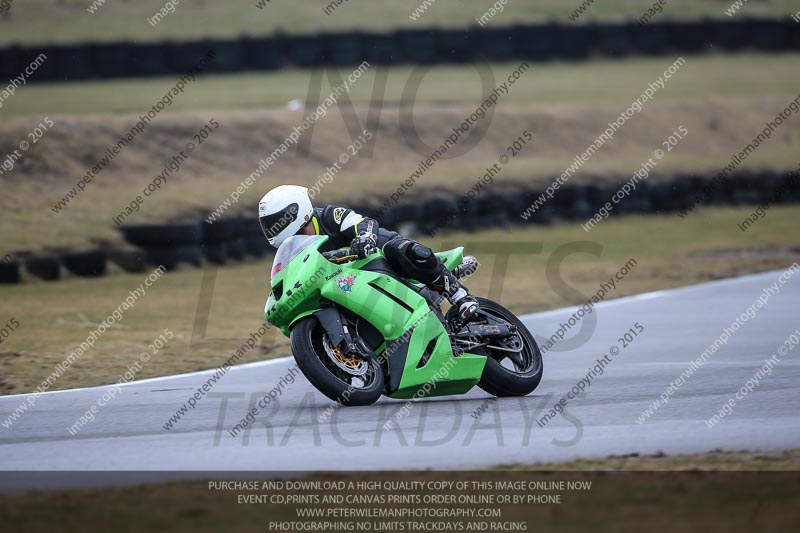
xmin=322 ymin=334 xmax=368 ymax=376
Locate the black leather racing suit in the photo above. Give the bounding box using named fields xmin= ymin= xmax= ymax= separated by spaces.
xmin=311 ymin=205 xmax=456 ymax=294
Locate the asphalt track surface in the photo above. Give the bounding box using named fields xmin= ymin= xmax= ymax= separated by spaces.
xmin=1 ymin=269 xmax=798 ymax=491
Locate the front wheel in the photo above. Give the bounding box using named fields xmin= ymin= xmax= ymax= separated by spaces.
xmin=290 ymin=316 xmax=384 ymax=406
xmin=471 ymin=297 xmax=544 ymax=397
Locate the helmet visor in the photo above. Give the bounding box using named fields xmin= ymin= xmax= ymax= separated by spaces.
xmin=259 ymin=202 xmax=299 ymax=240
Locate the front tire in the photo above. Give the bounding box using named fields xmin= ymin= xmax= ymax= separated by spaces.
xmin=290 ymin=317 xmax=384 ymax=406
xmin=474 ymin=297 xmax=544 ymax=397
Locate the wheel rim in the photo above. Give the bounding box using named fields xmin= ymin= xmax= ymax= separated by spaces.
xmin=475 ymin=308 xmax=541 ymax=376
xmin=322 ymin=334 xmax=368 ymax=376
xmin=308 ymin=322 xmax=380 ymax=390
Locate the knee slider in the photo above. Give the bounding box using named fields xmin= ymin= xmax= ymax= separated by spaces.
xmin=408 ymin=243 xmax=437 ymax=268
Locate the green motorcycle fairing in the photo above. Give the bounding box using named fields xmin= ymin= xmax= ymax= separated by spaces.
xmin=265 ymin=235 xmax=486 ymax=399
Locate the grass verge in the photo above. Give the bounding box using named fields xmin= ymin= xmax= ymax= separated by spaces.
xmin=4 ymin=53 xmax=800 ymax=119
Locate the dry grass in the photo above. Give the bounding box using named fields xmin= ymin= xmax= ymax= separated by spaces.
xmin=2 ymin=96 xmax=800 ymax=251
xmin=5 ymin=54 xmax=800 ymax=120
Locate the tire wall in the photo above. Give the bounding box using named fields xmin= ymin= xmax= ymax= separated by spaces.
xmin=5 ymin=167 xmax=797 ymax=285
xmin=5 ymin=19 xmax=798 ymax=83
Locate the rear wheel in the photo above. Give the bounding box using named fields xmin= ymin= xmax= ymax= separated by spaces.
xmin=461 ymin=297 xmax=543 ymax=397
xmin=290 ymin=317 xmax=384 ymax=406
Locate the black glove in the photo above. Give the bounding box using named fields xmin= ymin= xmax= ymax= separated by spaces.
xmin=350 ymin=233 xmax=378 ymax=258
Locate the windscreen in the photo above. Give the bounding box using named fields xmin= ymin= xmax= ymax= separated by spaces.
xmin=271 ymin=235 xmax=324 ymax=279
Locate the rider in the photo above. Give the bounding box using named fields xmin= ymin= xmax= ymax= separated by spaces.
xmin=258 ymin=185 xmax=479 ymax=323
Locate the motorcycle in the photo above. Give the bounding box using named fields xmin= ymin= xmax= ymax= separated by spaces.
xmin=265 ymin=235 xmax=543 ymax=405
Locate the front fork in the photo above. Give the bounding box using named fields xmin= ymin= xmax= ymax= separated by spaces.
xmin=313 ymin=306 xmax=376 ymax=362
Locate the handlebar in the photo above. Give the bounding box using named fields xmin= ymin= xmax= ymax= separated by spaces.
xmin=322 ymin=249 xmax=360 ymax=264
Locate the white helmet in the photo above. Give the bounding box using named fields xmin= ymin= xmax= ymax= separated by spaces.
xmin=258 ymin=185 xmax=314 ymax=248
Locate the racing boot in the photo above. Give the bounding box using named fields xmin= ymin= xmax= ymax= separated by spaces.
xmin=431 ymin=269 xmax=480 ymax=324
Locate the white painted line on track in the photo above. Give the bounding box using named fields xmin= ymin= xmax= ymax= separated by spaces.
xmin=0 ymin=357 xmax=294 ymax=401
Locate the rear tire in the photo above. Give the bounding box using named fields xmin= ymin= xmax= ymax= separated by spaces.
xmin=474 ymin=297 xmax=544 ymax=397
xmin=290 ymin=317 xmax=384 ymax=406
